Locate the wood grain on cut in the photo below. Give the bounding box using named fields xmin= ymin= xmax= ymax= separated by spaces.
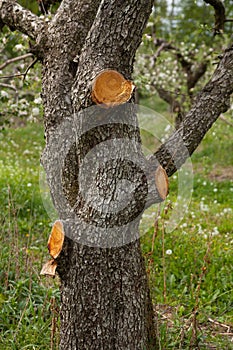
xmin=155 ymin=165 xmax=169 ymax=200
xmin=40 ymin=259 xmax=57 ymax=277
xmin=47 ymin=220 xmax=65 ymax=259
xmin=91 ymin=69 xmax=135 ymax=107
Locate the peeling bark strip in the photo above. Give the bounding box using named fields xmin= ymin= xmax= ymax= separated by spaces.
xmin=91 ymin=69 xmax=135 ymax=107
xmin=40 ymin=259 xmax=58 ymax=277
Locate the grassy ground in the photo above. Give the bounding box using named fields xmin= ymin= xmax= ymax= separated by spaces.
xmin=0 ymin=105 xmax=232 ymax=349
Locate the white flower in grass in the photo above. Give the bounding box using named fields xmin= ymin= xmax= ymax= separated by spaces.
xmin=15 ymin=44 xmax=24 ymax=51
xmin=197 ymin=223 xmax=203 ymax=234
xmin=212 ymin=227 xmax=219 ymax=236
xmin=200 ymin=202 xmax=209 ymax=212
xmin=32 ymin=107 xmax=40 ymax=116
xmin=1 ymin=90 xmax=9 ymax=98
xmin=34 ymin=97 xmax=42 ymax=104
xmin=223 ymin=208 xmax=232 ymax=213
xmin=166 ymin=249 xmax=172 ymax=255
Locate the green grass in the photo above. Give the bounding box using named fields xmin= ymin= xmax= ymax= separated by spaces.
xmin=0 ymin=124 xmax=60 ymax=349
xmin=140 ymin=109 xmax=233 ymax=349
xmin=0 ymin=113 xmax=232 ymax=349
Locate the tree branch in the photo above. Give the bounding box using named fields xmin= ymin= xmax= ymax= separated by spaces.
xmin=154 ymin=44 xmax=233 ymax=176
xmin=187 ymin=62 xmax=208 ymax=93
xmin=72 ymin=0 xmax=154 ymax=108
xmin=0 ymin=53 xmax=33 ymax=70
xmin=0 ymin=56 xmax=38 ymax=80
xmin=0 ymin=0 xmax=46 ymax=40
xmin=152 ymin=38 xmax=208 ymax=95
xmin=203 ymin=0 xmax=226 ymax=34
xmin=42 ymin=0 xmax=102 ymax=132
xmin=0 ymin=82 xmax=17 ymax=91
xmin=153 ymin=84 xmax=182 ymax=113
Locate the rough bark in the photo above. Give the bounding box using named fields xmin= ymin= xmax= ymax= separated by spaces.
xmin=40 ymin=0 xmax=157 ymax=349
xmin=0 ymin=0 xmax=45 ymax=40
xmin=42 ymin=0 xmax=102 ymax=133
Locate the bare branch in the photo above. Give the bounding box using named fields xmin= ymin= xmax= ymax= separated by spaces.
xmin=0 ymin=57 xmax=38 ymax=80
xmin=0 ymin=0 xmax=46 ymax=40
xmin=153 ymin=84 xmax=182 ymax=113
xmin=0 ymin=72 xmax=24 ymax=79
xmin=0 ymin=82 xmax=17 ymax=91
xmin=203 ymin=0 xmax=226 ymax=34
xmin=0 ymin=53 xmax=33 ymax=70
xmin=23 ymin=57 xmax=38 ymax=81
xmin=219 ymin=114 xmax=233 ymax=127
xmin=187 ymin=62 xmax=208 ymax=92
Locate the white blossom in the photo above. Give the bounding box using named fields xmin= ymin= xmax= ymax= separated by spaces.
xmin=166 ymin=249 xmax=172 ymax=255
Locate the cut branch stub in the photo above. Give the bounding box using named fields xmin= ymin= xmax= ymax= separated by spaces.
xmin=155 ymin=165 xmax=169 ymax=200
xmin=47 ymin=220 xmax=65 ymax=259
xmin=40 ymin=259 xmax=58 ymax=277
xmin=91 ymin=69 xmax=135 ymax=107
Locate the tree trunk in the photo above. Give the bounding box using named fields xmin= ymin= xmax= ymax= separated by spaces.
xmin=58 ymin=240 xmax=156 ymax=349
xmin=40 ymin=1 xmax=157 ymax=349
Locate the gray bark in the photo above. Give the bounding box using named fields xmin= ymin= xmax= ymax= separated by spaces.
xmin=0 ymin=0 xmax=45 ymax=40
xmin=1 ymin=1 xmax=233 ymax=349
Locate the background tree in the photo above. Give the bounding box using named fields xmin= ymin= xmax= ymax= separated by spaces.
xmin=0 ymin=0 xmax=232 ymax=349
xmin=135 ymin=0 xmax=233 ymax=126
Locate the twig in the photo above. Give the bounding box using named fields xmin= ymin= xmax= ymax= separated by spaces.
xmin=189 ymin=236 xmax=212 ymax=349
xmin=0 ymin=73 xmax=26 ymax=79
xmin=208 ymin=317 xmax=232 ymax=332
xmin=162 ymin=218 xmax=167 ymax=303
xmin=0 ymin=82 xmax=17 ymax=91
xmin=0 ymin=53 xmax=33 ymax=70
xmin=23 ymin=58 xmax=38 ymax=81
xmin=0 ymin=57 xmax=38 ymax=81
xmin=219 ymin=114 xmax=233 ymax=127
xmin=152 ymin=205 xmax=161 ymax=252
